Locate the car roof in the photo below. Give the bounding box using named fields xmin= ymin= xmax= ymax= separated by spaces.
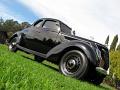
xmin=40 ymin=18 xmax=72 ymax=30
xmin=41 ymin=18 xmax=60 ymax=21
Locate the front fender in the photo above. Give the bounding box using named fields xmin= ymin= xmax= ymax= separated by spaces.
xmin=47 ymin=40 xmax=97 ymax=66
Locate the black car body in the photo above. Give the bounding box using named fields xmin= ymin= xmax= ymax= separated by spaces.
xmin=8 ymin=18 xmax=109 ymax=85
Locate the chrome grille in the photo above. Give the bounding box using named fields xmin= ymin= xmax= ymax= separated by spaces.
xmin=96 ymin=44 xmax=109 ymax=70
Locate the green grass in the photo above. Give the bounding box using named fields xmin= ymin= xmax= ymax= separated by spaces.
xmin=0 ymin=45 xmax=114 ymax=90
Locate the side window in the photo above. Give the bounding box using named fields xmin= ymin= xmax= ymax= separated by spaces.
xmin=33 ymin=20 xmax=43 ymax=28
xmin=60 ymin=22 xmax=72 ymax=35
xmin=43 ymin=20 xmax=60 ymax=32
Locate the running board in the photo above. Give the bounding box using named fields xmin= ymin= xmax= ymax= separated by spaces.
xmin=16 ymin=44 xmax=46 ymax=59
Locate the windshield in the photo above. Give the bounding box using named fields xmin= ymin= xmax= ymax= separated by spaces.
xmin=33 ymin=20 xmax=43 ymax=28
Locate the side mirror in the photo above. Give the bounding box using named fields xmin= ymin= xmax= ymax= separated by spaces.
xmin=73 ymin=30 xmax=76 ymax=36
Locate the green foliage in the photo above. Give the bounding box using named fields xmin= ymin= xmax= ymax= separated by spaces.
xmin=0 ymin=18 xmax=31 ymax=43
xmin=110 ymin=51 xmax=120 ymax=79
xmin=104 ymin=51 xmax=120 ymax=87
xmin=110 ymin=35 xmax=118 ymax=51
xmin=105 ymin=35 xmax=109 ymax=45
xmin=0 ymin=18 xmax=31 ymax=32
xmin=7 ymin=32 xmax=14 ymax=38
xmin=0 ymin=18 xmax=4 ymax=31
xmin=0 ymin=45 xmax=113 ymax=90
xmin=21 ymin=22 xmax=31 ymax=29
xmin=116 ymin=43 xmax=120 ymax=51
xmin=3 ymin=19 xmax=20 ymax=32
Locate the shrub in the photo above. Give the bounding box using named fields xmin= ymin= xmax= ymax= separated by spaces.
xmin=110 ymin=51 xmax=120 ymax=79
xmin=104 ymin=51 xmax=120 ymax=87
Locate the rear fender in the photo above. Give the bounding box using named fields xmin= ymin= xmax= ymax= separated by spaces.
xmin=8 ymin=33 xmax=17 ymax=43
xmin=8 ymin=32 xmax=23 ymax=44
xmin=47 ymin=41 xmax=97 ymax=66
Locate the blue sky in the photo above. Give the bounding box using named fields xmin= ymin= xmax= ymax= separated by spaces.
xmin=0 ymin=0 xmax=120 ymax=44
xmin=0 ymin=0 xmax=39 ymax=23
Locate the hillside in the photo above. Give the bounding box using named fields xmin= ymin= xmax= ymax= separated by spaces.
xmin=0 ymin=45 xmax=113 ymax=90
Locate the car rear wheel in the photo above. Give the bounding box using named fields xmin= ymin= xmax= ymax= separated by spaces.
xmin=59 ymin=50 xmax=89 ymax=79
xmin=34 ymin=55 xmax=44 ymax=63
xmin=8 ymin=37 xmax=18 ymax=52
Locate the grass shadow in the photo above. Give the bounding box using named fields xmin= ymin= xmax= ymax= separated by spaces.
xmin=21 ymin=55 xmax=34 ymax=61
xmin=20 ymin=54 xmax=113 ymax=90
xmin=41 ymin=63 xmax=59 ymax=72
xmin=21 ymin=54 xmax=59 ymax=72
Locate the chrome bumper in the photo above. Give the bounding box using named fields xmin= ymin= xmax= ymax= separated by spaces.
xmin=96 ymin=67 xmax=109 ymax=75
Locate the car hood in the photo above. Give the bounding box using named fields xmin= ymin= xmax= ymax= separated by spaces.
xmin=69 ymin=35 xmax=108 ymax=49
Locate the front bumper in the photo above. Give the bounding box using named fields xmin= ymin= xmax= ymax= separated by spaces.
xmin=96 ymin=67 xmax=109 ymax=75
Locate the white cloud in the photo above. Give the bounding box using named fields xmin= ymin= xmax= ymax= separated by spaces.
xmin=0 ymin=3 xmax=24 ymax=22
xmin=18 ymin=0 xmax=120 ymax=44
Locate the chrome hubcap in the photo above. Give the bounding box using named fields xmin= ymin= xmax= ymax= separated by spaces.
xmin=12 ymin=42 xmax=17 ymax=45
xmin=9 ymin=44 xmax=13 ymax=50
xmin=9 ymin=38 xmax=17 ymax=50
xmin=64 ymin=55 xmax=81 ymax=74
xmin=67 ymin=59 xmax=76 ymax=69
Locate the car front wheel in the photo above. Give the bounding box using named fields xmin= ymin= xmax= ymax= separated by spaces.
xmin=59 ymin=50 xmax=89 ymax=79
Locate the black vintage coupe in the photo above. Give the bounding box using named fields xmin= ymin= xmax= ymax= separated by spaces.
xmin=8 ymin=18 xmax=109 ymax=85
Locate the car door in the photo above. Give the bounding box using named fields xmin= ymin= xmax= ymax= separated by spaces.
xmin=39 ymin=20 xmax=61 ymax=54
xmin=24 ymin=19 xmax=62 ymax=54
xmin=23 ymin=19 xmax=44 ymax=52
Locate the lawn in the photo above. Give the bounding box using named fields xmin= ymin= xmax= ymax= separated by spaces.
xmin=0 ymin=45 xmax=114 ymax=90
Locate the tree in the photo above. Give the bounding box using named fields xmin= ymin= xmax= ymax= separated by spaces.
xmin=2 ymin=19 xmax=20 ymax=32
xmin=116 ymin=43 xmax=120 ymax=51
xmin=0 ymin=31 xmax=8 ymax=44
xmin=20 ymin=22 xmax=31 ymax=29
xmin=0 ymin=18 xmax=4 ymax=31
xmin=105 ymin=35 xmax=109 ymax=46
xmin=0 ymin=18 xmax=31 ymax=44
xmin=110 ymin=35 xmax=118 ymax=51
